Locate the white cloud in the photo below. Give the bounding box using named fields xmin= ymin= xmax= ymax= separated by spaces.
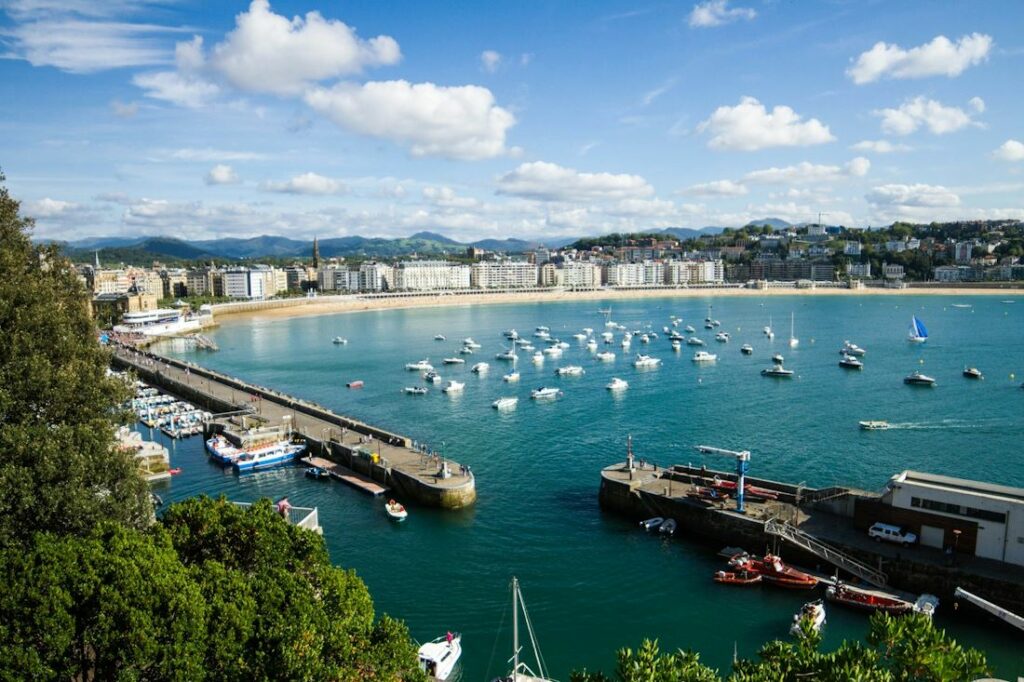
xmin=305 ymin=80 xmax=516 ymax=160
xmin=496 ymin=161 xmax=654 ymax=201
xmin=850 ymin=139 xmax=911 ymax=154
xmin=480 ymin=50 xmax=501 ymax=73
xmin=866 ymin=183 xmax=960 ymax=208
xmin=688 ymin=0 xmax=756 ymax=28
xmin=168 ymin=148 xmax=266 ymax=162
xmin=697 ymin=97 xmax=835 ymax=151
xmin=743 ymin=157 xmax=870 ymax=184
xmin=422 ymin=186 xmax=479 ymax=208
xmin=679 ymin=179 xmax=749 ymax=197
xmin=640 ymin=79 xmax=675 ymax=107
xmin=133 ymin=70 xmax=220 ymax=108
xmin=968 ymin=96 xmax=986 ymax=114
xmin=205 ymin=0 xmax=400 ymax=96
xmin=24 ymin=197 xmax=79 ymax=217
xmin=260 ymin=172 xmax=347 ymax=195
xmin=205 ymin=164 xmax=239 ymax=185
xmin=874 ymin=97 xmax=980 ymax=136
xmin=847 ymin=33 xmax=992 ymax=84
xmin=993 ymin=139 xmax=1024 ymax=162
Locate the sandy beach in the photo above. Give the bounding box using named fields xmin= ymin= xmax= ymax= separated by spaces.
xmin=212 ymin=285 xmax=1021 ymax=323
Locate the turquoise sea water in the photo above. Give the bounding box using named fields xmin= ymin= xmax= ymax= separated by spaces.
xmin=156 ymin=294 xmax=1024 ymax=678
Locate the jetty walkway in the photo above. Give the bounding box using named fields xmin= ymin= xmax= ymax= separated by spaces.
xmin=111 ymin=344 xmax=476 ymax=509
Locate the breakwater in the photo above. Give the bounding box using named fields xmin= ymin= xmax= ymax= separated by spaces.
xmin=111 ymin=345 xmax=476 ymax=509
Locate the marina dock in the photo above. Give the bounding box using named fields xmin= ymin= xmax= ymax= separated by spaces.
xmin=304 ymin=456 xmax=389 ymax=496
xmin=111 ymin=345 xmax=476 ymax=509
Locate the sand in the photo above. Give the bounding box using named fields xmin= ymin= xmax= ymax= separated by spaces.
xmin=211 ymin=285 xmax=1021 ymax=323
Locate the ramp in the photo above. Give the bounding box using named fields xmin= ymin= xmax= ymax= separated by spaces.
xmin=765 ymin=518 xmax=888 ymax=587
xmin=955 ymin=587 xmax=1024 ymax=633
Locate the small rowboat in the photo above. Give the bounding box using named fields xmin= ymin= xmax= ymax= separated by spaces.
xmin=385 ymin=499 xmax=408 ymax=521
xmin=347 ymin=380 xmax=364 ymax=389
xmin=639 ymin=517 xmax=664 ymax=531
xmin=713 ymin=570 xmax=762 ymax=586
xmin=659 ymin=518 xmax=677 ymax=536
xmin=304 ymin=467 xmax=329 ymax=480
xmin=168 ymin=467 xmax=182 ymax=475
xmin=825 ymin=582 xmax=913 ymax=614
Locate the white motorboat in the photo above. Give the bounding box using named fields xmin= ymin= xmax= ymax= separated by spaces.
xmin=443 ymin=357 xmax=465 ymax=365
xmin=684 ymin=325 xmax=696 ymax=333
xmin=557 ymin=341 xmax=570 ymax=349
xmin=503 ymin=371 xmax=520 ymax=382
xmin=686 ymin=337 xmax=705 ymax=346
xmin=516 ymin=337 xmax=532 ymax=346
xmin=586 ymin=339 xmax=598 ymax=351
xmin=633 ymin=354 xmax=661 ymax=369
xmin=495 ymin=348 xmax=517 ymax=361
xmin=839 ymin=354 xmax=864 ymax=370
xmin=555 ymin=365 xmax=585 ymax=376
xmin=532 ymin=352 xmax=544 ymax=364
xmin=671 ymin=340 xmax=682 ymax=351
xmin=573 ymin=333 xmax=588 ymax=341
xmin=620 ymin=338 xmax=631 ymax=349
xmin=601 ymin=331 xmax=614 ymax=343
xmin=463 ymin=338 xmax=481 ymax=349
xmin=772 ymin=353 xmax=784 ymax=364
xmin=859 ymin=420 xmax=890 ymax=430
xmin=406 ymin=359 xmax=434 ymax=372
xmin=504 ymin=329 xmax=519 ymax=339
xmin=740 ymin=344 xmax=753 ymax=355
xmin=904 ymin=371 xmax=936 ymax=386
xmin=442 ymin=380 xmax=464 ymax=393
xmin=582 ymin=327 xmax=594 ymax=334
xmin=788 ymin=312 xmax=799 ymax=349
xmin=704 ymin=322 xmax=715 ymax=330
xmin=841 ymin=340 xmax=866 ymax=356
xmin=418 ymin=633 xmax=462 ymax=681
xmin=519 ymin=343 xmax=535 ymax=351
xmin=542 ymin=346 xmax=562 ymax=357
xmin=404 ymin=386 xmax=429 ymax=395
xmin=531 ymin=387 xmax=562 ymax=400
xmin=692 ymin=351 xmax=717 ymax=363
xmin=332 ymin=337 xmax=348 ymax=345
xmin=459 ymin=347 xmax=474 ymax=355
xmin=791 ymin=600 xmax=826 ymax=637
xmin=533 ymin=330 xmax=550 ymax=339
xmin=606 ymin=377 xmax=629 ymax=391
xmin=492 ymin=397 xmax=519 ymax=410
xmin=762 ymin=364 xmax=794 ymax=378
xmin=385 ymin=499 xmax=408 ymax=521
xmin=472 ymin=362 xmax=490 ymax=374
xmin=639 ymin=334 xmax=650 ymax=344
xmin=536 ymin=326 xmax=550 ymax=332
xmin=715 ymin=331 xmax=730 ymax=342
xmin=595 ymin=351 xmax=615 ymax=362
xmin=424 ymin=371 xmax=442 ymax=384
xmin=434 ymin=334 xmax=446 ymax=341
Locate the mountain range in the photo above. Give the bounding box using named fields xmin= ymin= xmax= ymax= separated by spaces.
xmin=51 ymin=220 xmax=793 ymax=263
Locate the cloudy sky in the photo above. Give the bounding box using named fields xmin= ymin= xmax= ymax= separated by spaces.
xmin=1 ymin=0 xmax=1023 ymax=242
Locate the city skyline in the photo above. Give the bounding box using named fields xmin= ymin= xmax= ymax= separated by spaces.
xmin=2 ymin=0 xmax=1023 ymax=241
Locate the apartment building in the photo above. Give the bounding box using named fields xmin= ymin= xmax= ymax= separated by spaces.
xmin=392 ymin=261 xmax=471 ymax=290
xmin=470 ymin=261 xmax=539 ymax=289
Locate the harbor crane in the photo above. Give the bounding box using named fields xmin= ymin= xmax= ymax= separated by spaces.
xmin=695 ymin=445 xmax=751 ymax=513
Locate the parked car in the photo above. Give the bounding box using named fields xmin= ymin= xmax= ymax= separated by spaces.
xmin=868 ymin=522 xmax=918 ymax=546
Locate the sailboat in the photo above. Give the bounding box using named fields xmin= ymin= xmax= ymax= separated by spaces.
xmin=908 ymin=315 xmax=928 ymax=343
xmin=788 ymin=312 xmax=799 ymax=349
xmin=491 ymin=577 xmax=554 ymax=682
xmin=765 ymin=315 xmax=774 ymax=340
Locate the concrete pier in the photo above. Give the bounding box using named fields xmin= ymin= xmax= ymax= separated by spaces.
xmin=111 ymin=344 xmax=476 ymax=510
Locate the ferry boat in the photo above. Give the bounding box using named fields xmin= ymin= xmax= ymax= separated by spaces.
xmin=232 ymin=440 xmax=306 ymax=473
xmin=492 ymin=397 xmax=518 ymax=410
xmin=907 ymin=316 xmax=928 ymax=343
xmin=418 ymin=632 xmax=462 ymax=681
xmin=761 ymin=364 xmax=794 ymax=378
xmin=595 ymin=351 xmax=615 ymax=362
xmin=530 ymin=387 xmax=562 ymax=400
xmin=443 ymin=357 xmax=465 ymax=365
xmin=113 ymin=308 xmax=203 ymax=337
xmin=606 ymin=377 xmax=628 ymax=391
xmin=406 ymin=359 xmax=434 ymax=372
xmin=859 ymin=420 xmax=890 ymax=430
xmin=442 ymin=380 xmax=464 ymax=394
xmin=385 ymin=499 xmax=408 ymax=521
xmin=839 ymin=354 xmax=864 ymax=370
xmin=404 ymin=386 xmax=428 ymax=395
xmin=740 ymin=344 xmax=753 ymax=355
xmin=503 ymin=371 xmax=520 ymax=382
xmin=332 ymin=336 xmax=348 ymax=345
xmin=790 ymin=600 xmax=826 ymax=637
xmin=555 ymin=365 xmax=584 ymax=376
xmin=692 ymin=351 xmax=717 ymax=363
xmin=471 ymin=362 xmax=489 ymax=374
xmin=424 ymin=371 xmax=442 ymax=383
xmin=904 ymin=371 xmax=936 ymax=386
xmin=963 ymin=367 xmax=983 ymax=379
xmin=686 ymin=337 xmax=705 ymax=346
xmin=633 ymin=354 xmax=661 ymax=369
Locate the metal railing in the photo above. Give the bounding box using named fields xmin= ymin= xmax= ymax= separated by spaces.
xmin=764 ymin=518 xmax=888 ymax=587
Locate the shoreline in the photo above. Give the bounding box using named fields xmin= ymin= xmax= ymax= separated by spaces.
xmin=211 ymin=285 xmax=1021 ymax=323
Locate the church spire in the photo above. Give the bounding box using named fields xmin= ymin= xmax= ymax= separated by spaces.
xmin=312 ymin=236 xmax=320 ymax=269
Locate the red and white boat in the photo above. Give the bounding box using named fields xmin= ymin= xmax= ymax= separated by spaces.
xmin=709 ymin=477 xmax=779 ymax=501
xmin=825 ymin=582 xmax=914 ymax=614
xmin=729 ymin=553 xmax=818 ymax=589
xmin=713 ymin=569 xmax=762 ymax=586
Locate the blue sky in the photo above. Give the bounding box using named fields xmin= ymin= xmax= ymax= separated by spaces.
xmin=1 ymin=0 xmax=1022 ymax=242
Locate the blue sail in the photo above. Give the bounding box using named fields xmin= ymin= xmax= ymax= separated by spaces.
xmin=912 ymin=316 xmax=928 ymax=338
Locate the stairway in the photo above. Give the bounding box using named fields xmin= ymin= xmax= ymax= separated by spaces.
xmin=764 ymin=518 xmax=888 ymax=587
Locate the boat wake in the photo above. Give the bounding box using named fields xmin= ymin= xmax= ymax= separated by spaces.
xmin=884 ymin=418 xmax=1010 ymax=431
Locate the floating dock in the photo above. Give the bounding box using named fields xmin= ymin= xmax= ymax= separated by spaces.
xmin=111 ymin=345 xmax=476 ymax=509
xmin=304 ymin=456 xmax=389 ymax=497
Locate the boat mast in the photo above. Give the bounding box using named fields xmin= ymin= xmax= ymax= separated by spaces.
xmin=512 ymin=576 xmax=519 ymax=680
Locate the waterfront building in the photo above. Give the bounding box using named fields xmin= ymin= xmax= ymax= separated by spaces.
xmin=186 ymin=266 xmax=220 ymax=297
xmin=392 ymin=261 xmax=471 ymax=291
xmin=223 ymin=266 xmax=277 ymax=300
xmin=843 ymin=241 xmax=862 ymax=256
xmin=847 ymin=262 xmax=872 ymax=278
xmin=539 ymin=262 xmax=563 ymax=287
xmin=883 ymin=263 xmax=906 ymax=280
xmin=642 ymin=261 xmax=664 ymax=286
xmin=160 ymin=268 xmax=188 ymax=298
xmin=605 ymin=263 xmax=646 ymax=287
xmin=91 ymin=268 xmax=132 ymax=295
xmin=359 ymin=262 xmax=393 ymax=291
xmin=284 ymin=265 xmax=310 ymax=292
xmin=955 ymin=241 xmax=975 ymax=263
xmin=470 ymin=261 xmax=538 ymax=289
xmin=563 ymin=261 xmax=601 ymax=288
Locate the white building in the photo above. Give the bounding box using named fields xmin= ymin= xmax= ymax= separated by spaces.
xmin=563 ymin=262 xmax=601 ymax=288
xmin=883 ymin=263 xmax=905 ymax=280
xmin=884 ymin=471 xmax=1024 ymax=565
xmin=933 ymin=265 xmax=962 ymax=282
xmin=605 ymin=263 xmax=646 ymax=287
xmin=539 ymin=263 xmax=563 ymax=287
xmin=393 ymin=261 xmax=471 ymax=291
xmin=843 ymin=241 xmax=862 ymax=256
xmin=847 ymin=262 xmax=872 ymax=278
xmin=642 ymin=261 xmax=664 ymax=286
xmin=470 ymin=261 xmax=538 ymax=289
xmin=359 ymin=262 xmax=392 ymax=291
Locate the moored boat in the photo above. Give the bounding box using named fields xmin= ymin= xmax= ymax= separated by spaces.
xmin=503 ymin=371 xmax=520 ymax=382
xmin=347 ymin=379 xmax=364 ymax=388
xmin=658 ymin=518 xmax=677 ymax=536
xmin=730 ymin=553 xmax=818 ymax=589
xmin=424 ymin=371 xmax=442 ymax=383
xmin=443 ymin=357 xmax=465 ymax=365
xmin=492 ymin=397 xmax=518 ymax=410
xmin=761 ymin=364 xmax=794 ymax=378
xmin=907 ymin=315 xmax=928 ymax=343
xmin=404 ymin=386 xmax=429 ymax=395
xmin=332 ymin=336 xmax=348 ymax=345
xmin=555 ymin=365 xmax=585 ymax=376
xmin=606 ymin=377 xmax=628 ymax=391
xmin=442 ymin=380 xmax=464 ymax=394
xmin=963 ymin=367 xmax=983 ymax=379
xmin=740 ymin=344 xmax=753 ymax=355
xmin=232 ymin=440 xmax=306 ymax=473
xmin=471 ymin=362 xmax=490 ymax=374
xmin=825 ymin=582 xmax=914 ymax=614
xmin=633 ymin=353 xmax=661 ymax=368
xmin=418 ymin=632 xmax=462 ymax=681
xmin=406 ymin=359 xmax=434 ymax=372
xmin=530 ymin=387 xmax=562 ymax=400
xmin=639 ymin=517 xmax=664 ymax=531
xmin=790 ymin=600 xmax=826 ymax=637
xmin=692 ymin=351 xmax=717 ymax=363
xmin=839 ymin=354 xmax=864 ymax=370
xmin=305 ymin=466 xmax=329 ymax=480
xmin=713 ymin=570 xmax=762 ymax=586
xmin=904 ymin=371 xmax=935 ymax=386
xmin=385 ymin=499 xmax=408 ymax=521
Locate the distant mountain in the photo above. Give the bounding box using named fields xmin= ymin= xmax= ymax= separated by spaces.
xmin=470 ymin=238 xmax=542 ymax=252
xmin=410 ymin=231 xmax=461 ymax=245
xmin=65 ymin=236 xmax=146 ymax=250
xmin=658 ymin=226 xmax=726 ymax=240
xmin=744 ymin=218 xmax=792 ymax=230
xmin=194 ymin=236 xmax=309 ymax=259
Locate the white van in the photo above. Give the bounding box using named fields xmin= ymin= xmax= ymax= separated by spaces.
xmin=868 ymin=522 xmax=918 ymax=546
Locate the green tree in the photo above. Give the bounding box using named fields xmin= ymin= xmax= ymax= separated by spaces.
xmin=0 ymin=170 xmax=151 ymax=546
xmin=571 ymin=639 xmax=720 ymax=682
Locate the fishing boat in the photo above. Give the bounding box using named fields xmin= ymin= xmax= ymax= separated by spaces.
xmin=424 ymin=371 xmax=442 ymax=384
xmin=963 ymin=367 xmax=983 ymax=379
xmin=332 ymin=337 xmax=348 ymax=345
xmin=639 ymin=517 xmax=664 ymax=531
xmin=434 ymin=334 xmax=446 ymax=341
xmin=904 ymin=371 xmax=936 ymax=386
xmin=418 ymin=632 xmax=462 ymax=681
xmin=713 ymin=570 xmax=762 ymax=586
xmin=715 ymin=331 xmax=730 ymax=342
xmin=740 ymin=344 xmax=753 ymax=355
xmin=659 ymin=518 xmax=677 ymax=536
xmin=385 ymin=499 xmax=408 ymax=521
xmin=492 ymin=397 xmax=519 ymax=410
xmin=555 ymin=365 xmax=584 ymax=376
xmin=442 ymin=380 xmax=464 ymax=394
xmin=443 ymin=357 xmax=465 ymax=365
xmin=907 ymin=315 xmax=928 ymax=343
xmin=841 ymin=341 xmax=866 ymax=356
xmin=596 ymin=351 xmax=615 ymax=361
xmin=730 ymin=553 xmax=818 ymax=589
xmin=788 ymin=312 xmax=799 ymax=349
xmin=606 ymin=377 xmax=628 ymax=391
xmin=490 ymin=577 xmax=555 ymax=682
xmin=406 ymin=359 xmax=434 ymax=372
xmin=346 ymin=380 xmax=364 ymax=389
xmin=761 ymin=364 xmax=794 ymax=378
xmin=404 ymin=386 xmax=429 ymax=395
xmin=305 ymin=466 xmax=330 ymax=480
xmin=839 ymin=355 xmax=864 ymax=370
xmin=633 ymin=354 xmax=661 ymax=368
xmin=232 ymin=439 xmax=307 ymax=473
xmin=859 ymin=420 xmax=890 ymax=430
xmin=503 ymin=371 xmax=520 ymax=382
xmin=686 ymin=337 xmax=705 ymax=346
xmin=471 ymin=362 xmax=490 ymax=374
xmin=692 ymin=351 xmax=717 ymax=363
xmin=825 ymin=582 xmax=914 ymax=614
xmin=530 ymin=387 xmax=562 ymax=400
xmin=790 ymin=600 xmax=826 ymax=637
